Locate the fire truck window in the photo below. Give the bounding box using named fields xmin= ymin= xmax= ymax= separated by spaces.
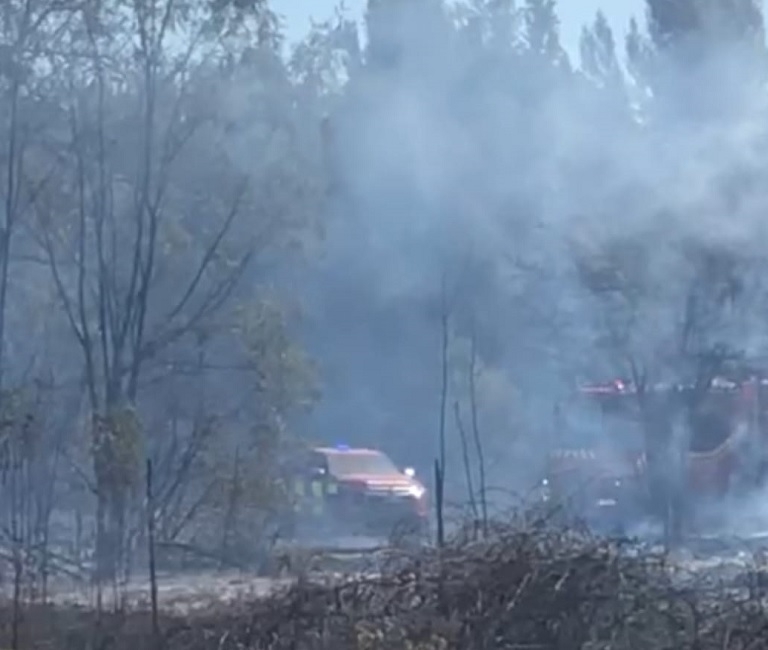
xmin=305 ymin=452 xmax=329 ymax=476
xmin=689 ymin=405 xmax=730 ymax=453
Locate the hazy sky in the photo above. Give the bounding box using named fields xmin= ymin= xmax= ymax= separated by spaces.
xmin=275 ymin=0 xmax=644 ymax=60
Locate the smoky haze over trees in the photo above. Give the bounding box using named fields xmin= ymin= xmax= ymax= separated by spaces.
xmin=0 ymin=0 xmax=768 ymax=599
xmin=307 ymin=0 xmax=768 ymax=502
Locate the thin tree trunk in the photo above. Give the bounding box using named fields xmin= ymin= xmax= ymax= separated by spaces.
xmin=95 ymin=488 xmax=105 ymax=615
xmin=0 ymin=74 xmax=22 ymax=393
xmin=220 ymin=449 xmax=241 ymax=567
xmin=434 ymin=275 xmax=450 ymax=548
xmin=438 ymin=276 xmax=449 ymax=485
xmin=434 ymin=459 xmax=444 ymax=548
xmin=468 ymin=330 xmax=488 ymax=535
xmin=146 ymin=459 xmax=160 ymax=650
xmin=10 ymin=446 xmax=22 ymax=650
xmin=454 ymin=401 xmax=479 ymax=528
xmin=11 ymin=543 xmax=21 ymax=650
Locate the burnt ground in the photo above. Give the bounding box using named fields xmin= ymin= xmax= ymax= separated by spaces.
xmin=1 ymin=526 xmax=768 ymax=649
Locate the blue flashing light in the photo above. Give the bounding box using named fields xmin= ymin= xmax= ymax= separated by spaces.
xmin=335 ymin=443 xmax=350 ymax=451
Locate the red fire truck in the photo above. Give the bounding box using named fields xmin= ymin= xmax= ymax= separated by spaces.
xmin=542 ymin=374 xmax=768 ymax=532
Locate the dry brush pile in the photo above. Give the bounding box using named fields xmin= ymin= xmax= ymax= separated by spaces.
xmin=3 ymin=524 xmax=768 ymax=649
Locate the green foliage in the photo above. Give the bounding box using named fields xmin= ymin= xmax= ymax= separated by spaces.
xmin=289 ymin=6 xmax=361 ymax=102
xmin=233 ymin=299 xmax=319 ymax=419
xmin=523 ymin=0 xmax=567 ymax=65
xmin=635 ymin=0 xmax=768 ymax=120
xmin=646 ymin=0 xmax=764 ymax=51
xmin=625 ymin=17 xmax=655 ymax=89
xmin=580 ymin=11 xmax=622 ymax=86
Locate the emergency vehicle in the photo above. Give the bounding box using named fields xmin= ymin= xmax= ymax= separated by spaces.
xmin=281 ymin=444 xmax=429 ymax=544
xmin=542 ymin=373 xmax=768 ymax=533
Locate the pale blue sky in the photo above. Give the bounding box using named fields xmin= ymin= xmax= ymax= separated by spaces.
xmin=275 ymin=0 xmax=644 ymax=60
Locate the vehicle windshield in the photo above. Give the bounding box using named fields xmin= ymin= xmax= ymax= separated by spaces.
xmin=689 ymin=392 xmax=735 ymax=452
xmin=326 ymin=451 xmax=400 ymax=476
xmin=578 ymin=389 xmax=737 ymax=454
xmin=562 ymin=393 xmax=643 ymax=452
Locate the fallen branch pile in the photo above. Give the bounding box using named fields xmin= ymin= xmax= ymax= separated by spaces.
xmin=3 ymin=524 xmax=768 ymax=649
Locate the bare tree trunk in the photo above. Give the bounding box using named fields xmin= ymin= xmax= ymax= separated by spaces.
xmin=0 ymin=70 xmax=23 ymax=393
xmin=434 ymin=459 xmax=444 ymax=548
xmin=220 ymin=450 xmax=242 ymax=567
xmin=454 ymin=401 xmax=479 ymax=529
xmin=146 ymin=459 xmax=160 ymax=650
xmin=11 ymin=539 xmax=21 ymax=650
xmin=111 ymin=491 xmax=126 ymax=610
xmin=38 ymin=424 xmax=63 ymax=605
xmin=434 ymin=275 xmax=450 ymax=547
xmin=438 ymin=275 xmax=449 ymax=485
xmin=94 ymin=488 xmax=106 ymax=614
xmin=467 ymin=329 xmax=488 ymax=535
xmin=10 ymin=445 xmax=22 ymax=650
xmin=643 ymin=391 xmax=682 ymax=550
xmin=75 ymin=508 xmax=83 ymax=574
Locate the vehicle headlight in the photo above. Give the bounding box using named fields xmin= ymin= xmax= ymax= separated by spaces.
xmin=408 ymin=485 xmax=425 ymax=499
xmin=539 ymin=478 xmax=551 ymax=501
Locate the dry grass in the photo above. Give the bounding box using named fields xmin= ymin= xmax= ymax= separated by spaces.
xmin=1 ymin=523 xmax=768 ymax=649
